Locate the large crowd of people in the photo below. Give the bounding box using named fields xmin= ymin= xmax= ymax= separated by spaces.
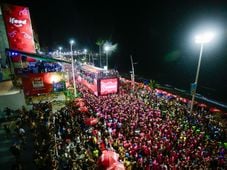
xmin=19 ymin=61 xmax=63 ymax=74
xmin=79 ymin=79 xmax=226 ymax=169
xmin=1 ymin=78 xmax=226 ymax=169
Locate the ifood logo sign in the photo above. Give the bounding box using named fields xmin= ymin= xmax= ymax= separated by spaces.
xmin=9 ymin=17 xmax=27 ymax=27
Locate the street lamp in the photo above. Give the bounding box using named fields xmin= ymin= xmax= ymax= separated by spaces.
xmin=69 ymin=39 xmax=77 ymax=97
xmin=189 ymin=31 xmax=215 ymax=114
xmin=83 ymin=49 xmax=88 ymax=62
xmin=104 ymin=45 xmax=110 ymax=70
xmin=130 ymin=55 xmax=135 ymax=92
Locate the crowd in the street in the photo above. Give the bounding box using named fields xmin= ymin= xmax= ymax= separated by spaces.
xmin=79 ymin=79 xmax=226 ymax=169
xmin=1 ymin=106 xmax=31 ymax=170
xmin=2 ymin=78 xmax=226 ymax=169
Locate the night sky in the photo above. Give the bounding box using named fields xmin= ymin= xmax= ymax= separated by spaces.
xmin=2 ymin=0 xmax=227 ymax=103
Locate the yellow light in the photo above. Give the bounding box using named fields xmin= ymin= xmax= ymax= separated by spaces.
xmin=50 ymin=75 xmax=61 ymax=83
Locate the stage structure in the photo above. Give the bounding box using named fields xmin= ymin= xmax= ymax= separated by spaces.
xmin=76 ymin=63 xmax=119 ymax=96
xmin=6 ymin=48 xmax=70 ymax=96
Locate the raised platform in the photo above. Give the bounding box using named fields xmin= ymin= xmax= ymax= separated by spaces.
xmin=0 ymin=80 xmax=20 ymax=96
xmin=0 ymin=80 xmax=26 ymax=111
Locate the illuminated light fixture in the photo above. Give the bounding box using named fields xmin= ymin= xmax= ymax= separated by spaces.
xmin=50 ymin=74 xmax=61 ymax=83
xmin=195 ymin=31 xmax=215 ymax=44
xmin=104 ymin=45 xmax=110 ymax=52
xmin=70 ymin=40 xmax=75 ymax=45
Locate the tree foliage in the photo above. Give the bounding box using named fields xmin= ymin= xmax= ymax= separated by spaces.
xmin=148 ymin=79 xmax=159 ymax=90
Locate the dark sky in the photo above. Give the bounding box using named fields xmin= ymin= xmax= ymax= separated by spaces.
xmin=2 ymin=0 xmax=227 ymax=103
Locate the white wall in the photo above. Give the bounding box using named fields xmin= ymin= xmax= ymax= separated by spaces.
xmin=0 ymin=90 xmax=26 ymax=112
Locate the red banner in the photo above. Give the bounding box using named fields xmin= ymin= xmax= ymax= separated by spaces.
xmin=22 ymin=72 xmax=66 ymax=96
xmin=77 ymin=76 xmax=98 ymax=96
xmin=100 ymin=78 xmax=118 ymax=95
xmin=2 ymin=4 xmax=36 ymax=62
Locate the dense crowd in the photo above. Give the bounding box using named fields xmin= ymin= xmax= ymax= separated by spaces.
xmin=2 ymin=78 xmax=226 ymax=169
xmin=79 ymin=79 xmax=226 ymax=169
xmin=21 ymin=61 xmax=63 ymax=74
xmin=2 ymin=106 xmax=31 ymax=169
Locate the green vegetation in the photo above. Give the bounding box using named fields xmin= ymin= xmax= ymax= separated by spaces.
xmin=148 ymin=79 xmax=160 ymax=90
xmin=2 ymin=68 xmax=11 ymax=80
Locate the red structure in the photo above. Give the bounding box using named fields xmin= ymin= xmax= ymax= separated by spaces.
xmin=21 ymin=72 xmax=66 ymax=96
xmin=2 ymin=4 xmax=36 ymax=62
xmin=77 ymin=63 xmax=119 ymax=96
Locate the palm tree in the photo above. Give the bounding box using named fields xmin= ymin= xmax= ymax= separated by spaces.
xmin=96 ymin=39 xmax=105 ymax=67
xmin=148 ymin=79 xmax=159 ymax=91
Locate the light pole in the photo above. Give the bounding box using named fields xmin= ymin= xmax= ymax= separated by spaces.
xmin=130 ymin=55 xmax=135 ymax=92
xmin=84 ymin=49 xmax=87 ymax=62
xmin=104 ymin=45 xmax=110 ymax=70
xmin=96 ymin=40 xmax=104 ymax=67
xmin=70 ymin=40 xmax=77 ymax=97
xmin=88 ymin=53 xmax=91 ymax=63
xmin=58 ymin=46 xmax=62 ymax=57
xmin=189 ymin=32 xmax=214 ymax=114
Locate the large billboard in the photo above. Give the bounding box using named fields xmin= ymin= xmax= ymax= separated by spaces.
xmin=1 ymin=4 xmax=36 ymax=62
xmin=99 ymin=78 xmax=118 ymax=95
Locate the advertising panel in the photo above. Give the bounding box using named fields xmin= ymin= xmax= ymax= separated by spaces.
xmin=22 ymin=72 xmax=66 ymax=96
xmin=2 ymin=4 xmax=36 ymax=62
xmin=100 ymin=78 xmax=118 ymax=95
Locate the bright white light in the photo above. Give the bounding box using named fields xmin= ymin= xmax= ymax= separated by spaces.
xmin=195 ymin=32 xmax=215 ymax=44
xmin=58 ymin=46 xmax=62 ymax=50
xmin=103 ymin=41 xmax=118 ymax=53
xmin=84 ymin=49 xmax=87 ymax=53
xmin=70 ymin=40 xmax=75 ymax=45
xmin=104 ymin=45 xmax=110 ymax=52
xmin=50 ymin=75 xmax=61 ymax=83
